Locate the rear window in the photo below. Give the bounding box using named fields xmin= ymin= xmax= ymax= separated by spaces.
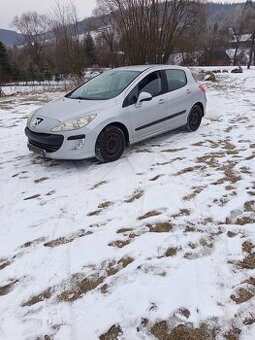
xmin=166 ymin=69 xmax=187 ymax=91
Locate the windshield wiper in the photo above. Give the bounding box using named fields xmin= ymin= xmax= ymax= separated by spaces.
xmin=69 ymin=96 xmax=87 ymax=100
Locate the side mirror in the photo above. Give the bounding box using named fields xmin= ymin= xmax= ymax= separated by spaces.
xmin=137 ymin=91 xmax=152 ymax=105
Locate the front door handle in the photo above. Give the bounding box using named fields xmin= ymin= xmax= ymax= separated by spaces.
xmin=186 ymin=89 xmax=192 ymax=94
xmin=158 ymin=98 xmax=166 ymax=104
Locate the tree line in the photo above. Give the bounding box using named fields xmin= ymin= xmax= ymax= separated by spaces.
xmin=0 ymin=0 xmax=255 ymax=85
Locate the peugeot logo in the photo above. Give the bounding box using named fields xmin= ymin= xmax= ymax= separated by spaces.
xmin=33 ymin=117 xmax=44 ymax=126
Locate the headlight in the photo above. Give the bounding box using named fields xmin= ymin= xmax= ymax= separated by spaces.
xmin=27 ymin=109 xmax=39 ymax=125
xmin=51 ymin=114 xmax=97 ymax=132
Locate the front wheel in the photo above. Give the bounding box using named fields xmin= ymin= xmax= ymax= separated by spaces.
xmin=95 ymin=126 xmax=125 ymax=162
xmin=186 ymin=105 xmax=203 ymax=132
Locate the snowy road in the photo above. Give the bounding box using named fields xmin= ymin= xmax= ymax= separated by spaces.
xmin=0 ymin=69 xmax=255 ymax=339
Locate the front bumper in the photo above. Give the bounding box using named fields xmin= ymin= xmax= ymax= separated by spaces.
xmin=25 ymin=127 xmax=64 ymax=153
xmin=25 ymin=127 xmax=97 ymax=160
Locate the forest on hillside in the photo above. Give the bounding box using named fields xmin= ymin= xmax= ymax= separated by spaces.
xmin=0 ymin=0 xmax=254 ymax=85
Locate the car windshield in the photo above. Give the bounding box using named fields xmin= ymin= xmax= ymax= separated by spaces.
xmin=66 ymin=69 xmax=141 ymax=100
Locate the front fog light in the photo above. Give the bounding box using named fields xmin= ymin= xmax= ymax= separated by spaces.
xmin=74 ymin=139 xmax=86 ymax=150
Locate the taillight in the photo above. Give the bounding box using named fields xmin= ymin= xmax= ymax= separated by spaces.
xmin=198 ymin=85 xmax=206 ymax=93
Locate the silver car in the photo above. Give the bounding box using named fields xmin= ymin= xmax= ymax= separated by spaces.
xmin=25 ymin=65 xmax=206 ymax=162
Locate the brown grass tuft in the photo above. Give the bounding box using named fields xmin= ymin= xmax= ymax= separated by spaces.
xmin=22 ymin=287 xmax=53 ymax=307
xmin=116 ymin=228 xmax=133 ymax=234
xmin=149 ymin=174 xmax=163 ymax=181
xmin=230 ymin=288 xmax=254 ymax=304
xmin=237 ymin=253 xmax=255 ymax=269
xmin=183 ymin=187 xmax=204 ymax=201
xmin=242 ymin=241 xmax=254 ymax=254
xmin=164 ymin=247 xmax=178 ymax=257
xmin=57 ymin=275 xmax=103 ymax=302
xmin=87 ymin=209 xmax=102 ymax=216
xmin=98 ymin=201 xmax=113 ymax=209
xmin=34 ymin=177 xmax=49 ymax=183
xmin=137 ymin=210 xmax=162 ymax=220
xmin=147 ymin=222 xmax=173 ymax=233
xmin=91 ymin=181 xmax=107 ymax=190
xmin=99 ymin=324 xmax=123 ymax=340
xmin=0 ymin=258 xmax=12 ymax=270
xmin=124 ymin=189 xmax=144 ymax=203
xmin=0 ymin=280 xmax=18 ymax=296
xmin=151 ymin=322 xmax=216 ymax=340
xmin=108 ymin=240 xmax=131 ymax=248
xmin=44 ymin=230 xmax=92 ymax=248
xmin=223 ymin=327 xmax=241 ymax=340
xmin=23 ymin=194 xmax=41 ymax=200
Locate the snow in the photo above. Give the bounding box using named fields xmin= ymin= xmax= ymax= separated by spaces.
xmin=0 ymin=68 xmax=255 ymax=339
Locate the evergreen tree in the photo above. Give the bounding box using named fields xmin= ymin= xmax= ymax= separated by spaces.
xmin=0 ymin=41 xmax=12 ymax=84
xmin=84 ymin=34 xmax=98 ymax=67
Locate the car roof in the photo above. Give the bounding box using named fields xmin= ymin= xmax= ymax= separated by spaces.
xmin=114 ymin=65 xmax=189 ymax=72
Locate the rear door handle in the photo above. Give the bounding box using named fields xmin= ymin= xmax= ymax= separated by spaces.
xmin=186 ymin=89 xmax=192 ymax=94
xmin=158 ymin=98 xmax=166 ymax=104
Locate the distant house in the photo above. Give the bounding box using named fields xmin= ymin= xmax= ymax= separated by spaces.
xmin=229 ymin=33 xmax=254 ymax=48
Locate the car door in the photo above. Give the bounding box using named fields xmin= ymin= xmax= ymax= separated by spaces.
xmin=164 ymin=69 xmax=191 ymax=130
xmin=123 ymin=70 xmax=168 ymax=141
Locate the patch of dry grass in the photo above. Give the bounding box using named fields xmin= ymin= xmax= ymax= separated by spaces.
xmin=124 ymin=189 xmax=144 ymax=203
xmin=34 ymin=177 xmax=49 ymax=183
xmin=99 ymin=324 xmax=123 ymax=340
xmin=22 ymin=287 xmax=53 ymax=307
xmin=57 ymin=275 xmax=103 ymax=302
xmin=137 ymin=210 xmax=162 ymax=220
xmin=44 ymin=230 xmax=92 ymax=248
xmin=183 ymin=187 xmax=204 ymax=201
xmin=223 ymin=327 xmax=241 ymax=340
xmin=161 ymin=148 xmax=186 ymax=153
xmin=227 ymin=231 xmax=237 ymax=238
xmin=150 ymin=321 xmax=217 ymax=340
xmin=91 ymin=180 xmax=107 ymax=190
xmin=237 ymin=253 xmax=255 ymax=269
xmin=98 ymin=201 xmax=113 ymax=209
xmin=116 ymin=228 xmax=133 ymax=234
xmin=147 ymin=222 xmax=173 ymax=233
xmin=172 ymin=209 xmax=191 ymax=218
xmin=149 ymin=174 xmax=163 ymax=181
xmin=23 ymin=194 xmax=41 ymax=200
xmin=87 ymin=209 xmax=102 ymax=216
xmin=164 ymin=247 xmax=178 ymax=257
xmin=175 ymin=165 xmax=206 ymax=176
xmin=230 ymin=288 xmax=254 ymax=304
xmin=58 ymin=256 xmax=134 ymax=302
xmin=242 ymin=241 xmax=254 ymax=254
xmin=108 ymin=240 xmax=131 ymax=248
xmin=0 ymin=258 xmax=13 ymax=270
xmin=217 ymin=161 xmax=241 ymax=184
xmin=244 ymin=201 xmax=255 ymax=212
xmin=0 ymin=280 xmax=18 ymax=296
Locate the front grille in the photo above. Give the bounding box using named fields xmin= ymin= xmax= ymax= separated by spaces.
xmin=25 ymin=127 xmax=64 ymax=153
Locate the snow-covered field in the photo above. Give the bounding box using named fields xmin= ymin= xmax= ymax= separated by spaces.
xmin=0 ymin=68 xmax=255 ymax=340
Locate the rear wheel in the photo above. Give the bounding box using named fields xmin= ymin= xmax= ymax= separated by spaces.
xmin=186 ymin=105 xmax=203 ymax=132
xmin=95 ymin=126 xmax=125 ymax=162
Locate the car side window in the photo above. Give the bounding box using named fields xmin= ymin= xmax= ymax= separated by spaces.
xmin=165 ymin=69 xmax=187 ymax=92
xmin=123 ymin=71 xmax=162 ymax=108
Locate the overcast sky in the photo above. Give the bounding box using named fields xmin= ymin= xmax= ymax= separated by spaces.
xmin=0 ymin=0 xmax=246 ymax=30
xmin=0 ymin=0 xmax=97 ymax=29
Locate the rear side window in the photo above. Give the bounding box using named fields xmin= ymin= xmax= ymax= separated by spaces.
xmin=123 ymin=71 xmax=163 ymax=107
xmin=165 ymin=69 xmax=187 ymax=92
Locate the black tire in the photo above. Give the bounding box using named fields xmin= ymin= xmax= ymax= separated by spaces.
xmin=186 ymin=105 xmax=203 ymax=132
xmin=95 ymin=126 xmax=125 ymax=162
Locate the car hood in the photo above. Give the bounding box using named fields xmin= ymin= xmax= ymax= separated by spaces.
xmin=35 ymin=96 xmax=116 ymax=122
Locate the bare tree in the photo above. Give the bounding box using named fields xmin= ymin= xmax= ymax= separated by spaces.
xmin=96 ymin=0 xmax=202 ymax=65
xmin=230 ymin=1 xmax=255 ymax=66
xmin=12 ymin=11 xmax=49 ymax=71
xmin=50 ymin=1 xmax=84 ymax=78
